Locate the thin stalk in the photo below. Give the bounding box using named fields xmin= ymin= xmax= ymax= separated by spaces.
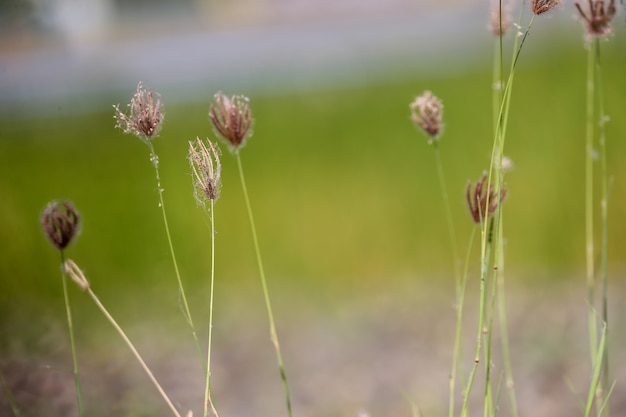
xmin=596 ymin=39 xmax=610 ymax=417
xmin=86 ymin=288 xmax=183 ymax=417
xmin=1 ymin=368 xmax=21 ymax=417
xmin=449 ymin=226 xmax=476 ymax=417
xmin=236 ymin=152 xmax=293 ymax=417
xmin=59 ymin=251 xmax=84 ymax=417
xmin=585 ymin=38 xmax=599 ymax=364
xmin=147 ymin=143 xmax=204 ymax=367
xmin=204 ymin=199 xmax=219 ymax=417
xmin=460 ymin=220 xmax=493 ymax=417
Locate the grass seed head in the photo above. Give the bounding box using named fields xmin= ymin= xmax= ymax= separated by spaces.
xmin=575 ymin=0 xmax=617 ymax=39
xmin=64 ymin=259 xmax=90 ymax=290
xmin=531 ymin=0 xmax=562 ymax=15
xmin=113 ymin=82 xmax=164 ymax=144
xmin=466 ymin=172 xmax=508 ymax=224
xmin=209 ymin=92 xmax=253 ymax=151
xmin=410 ymin=91 xmax=443 ymax=144
xmin=189 ymin=137 xmax=222 ymax=205
xmin=40 ymin=200 xmax=80 ymax=250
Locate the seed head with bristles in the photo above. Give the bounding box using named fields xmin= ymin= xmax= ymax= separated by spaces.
xmin=409 ymin=91 xmax=443 ymax=144
xmin=466 ymin=172 xmax=507 ymax=224
xmin=189 ymin=137 xmax=222 ymax=206
xmin=575 ymin=0 xmax=617 ymax=39
xmin=113 ymin=82 xmax=164 ymax=145
xmin=64 ymin=259 xmax=90 ymax=291
xmin=40 ymin=201 xmax=80 ymax=250
xmin=531 ymin=0 xmax=562 ymax=15
xmin=489 ymin=2 xmax=512 ymax=36
xmin=209 ymin=92 xmax=253 ymax=150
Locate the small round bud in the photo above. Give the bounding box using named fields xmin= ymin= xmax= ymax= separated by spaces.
xmin=40 ymin=201 xmax=80 ymax=250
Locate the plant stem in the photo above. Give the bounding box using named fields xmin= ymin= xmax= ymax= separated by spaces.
xmin=59 ymin=250 xmax=84 ymax=417
xmin=86 ymin=288 xmax=183 ymax=417
xmin=147 ymin=143 xmax=204 ymax=367
xmin=236 ymin=152 xmax=293 ymax=417
xmin=204 ymin=199 xmax=219 ymax=417
xmin=1 ymin=367 xmax=21 ymax=417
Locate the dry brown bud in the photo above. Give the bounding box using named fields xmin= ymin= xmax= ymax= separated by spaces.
xmin=40 ymin=201 xmax=80 ymax=250
xmin=531 ymin=0 xmax=562 ymax=15
xmin=209 ymin=92 xmax=253 ymax=150
xmin=575 ymin=0 xmax=617 ymax=39
xmin=113 ymin=82 xmax=164 ymax=144
xmin=64 ymin=259 xmax=90 ymax=291
xmin=189 ymin=137 xmax=222 ymax=205
xmin=410 ymin=91 xmax=443 ymax=144
xmin=466 ymin=172 xmax=507 ymax=224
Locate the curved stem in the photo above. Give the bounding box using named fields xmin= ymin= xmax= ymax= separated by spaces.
xmin=60 ymin=250 xmax=84 ymax=417
xmin=236 ymin=152 xmax=293 ymax=417
xmin=147 ymin=143 xmax=204 ymax=368
xmin=86 ymin=289 xmax=183 ymax=417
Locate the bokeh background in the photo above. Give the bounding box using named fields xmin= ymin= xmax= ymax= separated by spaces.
xmin=1 ymin=1 xmax=626 ymax=416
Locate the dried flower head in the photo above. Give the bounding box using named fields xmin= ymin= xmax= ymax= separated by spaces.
xmin=113 ymin=82 xmax=164 ymax=144
xmin=40 ymin=201 xmax=80 ymax=250
xmin=531 ymin=0 xmax=562 ymax=15
xmin=466 ymin=172 xmax=507 ymax=224
xmin=189 ymin=137 xmax=222 ymax=205
xmin=209 ymin=92 xmax=253 ymax=150
xmin=410 ymin=91 xmax=443 ymax=144
xmin=64 ymin=259 xmax=90 ymax=291
xmin=575 ymin=0 xmax=617 ymax=38
xmin=490 ymin=2 xmax=512 ymax=36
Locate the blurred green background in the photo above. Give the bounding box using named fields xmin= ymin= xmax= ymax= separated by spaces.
xmin=1 ymin=1 xmax=626 ymax=416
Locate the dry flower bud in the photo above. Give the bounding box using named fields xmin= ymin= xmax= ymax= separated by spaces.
xmin=466 ymin=172 xmax=507 ymax=224
xmin=410 ymin=91 xmax=443 ymax=144
xmin=41 ymin=201 xmax=80 ymax=250
xmin=64 ymin=259 xmax=90 ymax=291
xmin=531 ymin=0 xmax=562 ymax=15
xmin=209 ymin=92 xmax=253 ymax=150
xmin=575 ymin=0 xmax=617 ymax=39
xmin=113 ymin=82 xmax=164 ymax=144
xmin=189 ymin=137 xmax=222 ymax=205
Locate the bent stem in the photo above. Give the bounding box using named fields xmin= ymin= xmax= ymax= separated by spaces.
xmin=236 ymin=152 xmax=293 ymax=417
xmin=204 ymin=199 xmax=219 ymax=417
xmin=59 ymin=251 xmax=84 ymax=417
xmin=147 ymin=143 xmax=203 ymax=367
xmin=86 ymin=288 xmax=183 ymax=417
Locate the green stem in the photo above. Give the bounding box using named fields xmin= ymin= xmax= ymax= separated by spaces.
xmin=1 ymin=367 xmax=21 ymax=417
xmin=59 ymin=250 xmax=84 ymax=417
xmin=204 ymin=199 xmax=219 ymax=417
xmin=584 ymin=39 xmax=598 ymax=367
xmin=236 ymin=152 xmax=293 ymax=417
xmin=86 ymin=288 xmax=183 ymax=417
xmin=147 ymin=143 xmax=204 ymax=368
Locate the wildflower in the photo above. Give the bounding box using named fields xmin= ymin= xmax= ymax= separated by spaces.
xmin=531 ymin=0 xmax=562 ymax=15
xmin=410 ymin=91 xmax=443 ymax=144
xmin=189 ymin=137 xmax=222 ymax=205
xmin=113 ymin=82 xmax=164 ymax=144
xmin=489 ymin=2 xmax=512 ymax=36
xmin=40 ymin=201 xmax=80 ymax=250
xmin=209 ymin=92 xmax=253 ymax=150
xmin=466 ymin=172 xmax=507 ymax=224
xmin=64 ymin=259 xmax=90 ymax=291
xmin=575 ymin=0 xmax=617 ymax=38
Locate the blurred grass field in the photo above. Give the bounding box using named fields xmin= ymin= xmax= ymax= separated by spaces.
xmin=1 ymin=33 xmax=626 ymax=416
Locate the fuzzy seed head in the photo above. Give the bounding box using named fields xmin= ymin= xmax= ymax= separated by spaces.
xmin=189 ymin=137 xmax=222 ymax=205
xmin=40 ymin=201 xmax=80 ymax=250
xmin=466 ymin=172 xmax=508 ymax=224
xmin=209 ymin=92 xmax=253 ymax=150
xmin=575 ymin=0 xmax=617 ymax=39
xmin=64 ymin=259 xmax=90 ymax=291
xmin=410 ymin=91 xmax=443 ymax=144
xmin=490 ymin=2 xmax=512 ymax=36
xmin=113 ymin=82 xmax=164 ymax=144
xmin=531 ymin=0 xmax=562 ymax=15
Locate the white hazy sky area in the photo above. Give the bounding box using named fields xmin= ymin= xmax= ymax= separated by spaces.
xmin=0 ymin=0 xmax=568 ymax=115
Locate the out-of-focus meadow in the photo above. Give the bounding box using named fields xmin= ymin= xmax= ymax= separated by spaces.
xmin=1 ymin=1 xmax=626 ymax=416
